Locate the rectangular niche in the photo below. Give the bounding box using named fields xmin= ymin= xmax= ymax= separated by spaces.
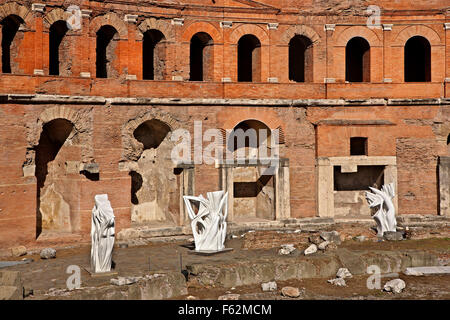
xmin=318 ymin=156 xmax=397 ymax=218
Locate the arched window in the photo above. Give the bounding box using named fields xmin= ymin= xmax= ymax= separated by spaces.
xmin=238 ymin=35 xmax=261 ymax=82
xmin=405 ymin=36 xmax=431 ymax=82
xmin=96 ymin=25 xmax=118 ymax=78
xmin=189 ymin=32 xmax=213 ymax=81
xmin=49 ymin=21 xmax=68 ymax=76
xmin=289 ymin=35 xmax=313 ymax=82
xmin=345 ymin=37 xmax=370 ymax=82
xmin=1 ymin=15 xmax=23 ymax=73
xmin=143 ymin=29 xmax=166 ymax=80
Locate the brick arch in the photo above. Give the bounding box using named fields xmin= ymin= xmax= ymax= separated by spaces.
xmin=392 ymin=25 xmax=442 ymax=46
xmin=218 ymin=108 xmax=285 ymax=144
xmin=229 ymin=24 xmax=269 ymax=46
xmin=25 ymin=106 xmax=94 ymax=166
xmin=89 ymin=12 xmax=128 ymax=39
xmin=43 ymin=8 xmax=71 ymax=29
xmin=0 ymin=2 xmax=32 ymax=27
xmin=137 ymin=18 xmax=175 ymax=41
xmin=335 ymin=26 xmax=381 ymax=47
xmin=181 ymin=21 xmax=223 ymax=43
xmin=121 ymin=109 xmax=182 ymax=161
xmin=281 ymin=25 xmax=321 ymax=45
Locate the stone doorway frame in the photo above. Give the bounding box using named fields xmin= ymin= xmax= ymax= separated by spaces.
xmin=317 ymin=156 xmax=397 ymax=218
xmin=216 ymin=158 xmax=290 ymax=222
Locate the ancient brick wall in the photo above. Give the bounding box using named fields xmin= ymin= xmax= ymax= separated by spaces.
xmin=0 ymin=0 xmax=449 ymax=247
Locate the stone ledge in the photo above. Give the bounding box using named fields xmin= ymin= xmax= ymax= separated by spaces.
xmin=1 ymin=94 xmax=449 ymax=107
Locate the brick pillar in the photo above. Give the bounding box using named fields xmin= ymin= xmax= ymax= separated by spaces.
xmin=382 ymin=24 xmax=393 ymax=83
xmin=80 ymin=9 xmax=92 ymax=78
xmin=445 ymin=23 xmax=450 ymax=88
xmin=32 ymin=3 xmax=45 ymax=75
xmin=439 ymin=156 xmax=450 ymax=216
xmin=324 ymin=24 xmax=335 ymax=86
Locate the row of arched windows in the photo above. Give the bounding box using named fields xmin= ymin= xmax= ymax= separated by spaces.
xmin=0 ymin=14 xmax=433 ymax=83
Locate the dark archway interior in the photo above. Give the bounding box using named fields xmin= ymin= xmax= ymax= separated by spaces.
xmin=228 ymin=119 xmax=271 ymax=153
xmin=1 ymin=15 xmax=22 ymax=73
xmin=96 ymin=25 xmax=117 ymax=78
xmin=238 ymin=34 xmax=261 ymax=82
xmin=289 ymin=35 xmax=313 ymax=82
xmin=143 ymin=29 xmax=165 ymax=80
xmin=133 ymin=119 xmax=171 ymax=150
xmin=405 ymin=36 xmax=431 ymax=82
xmin=49 ymin=20 xmax=69 ymax=76
xmin=190 ymin=32 xmax=213 ymax=81
xmin=346 ymin=37 xmax=371 ymax=82
xmin=35 ymin=119 xmax=74 ymax=238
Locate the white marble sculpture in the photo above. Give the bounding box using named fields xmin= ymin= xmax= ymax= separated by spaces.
xmin=183 ymin=191 xmax=228 ymax=252
xmin=365 ymin=183 xmax=396 ymax=237
xmin=91 ymin=194 xmax=115 ymax=273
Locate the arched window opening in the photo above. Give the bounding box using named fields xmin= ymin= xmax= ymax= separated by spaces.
xmin=238 ymin=35 xmax=261 ymax=82
xmin=133 ymin=119 xmax=171 ymax=150
xmin=96 ymin=25 xmax=118 ymax=78
xmin=143 ymin=29 xmax=166 ymax=80
xmin=35 ymin=119 xmax=74 ymax=237
xmin=345 ymin=37 xmax=371 ymax=82
xmin=289 ymin=35 xmax=313 ymax=82
xmin=405 ymin=36 xmax=431 ymax=82
xmin=1 ymin=15 xmax=23 ymax=73
xmin=190 ymin=32 xmax=213 ymax=81
xmin=49 ymin=21 xmax=69 ymax=76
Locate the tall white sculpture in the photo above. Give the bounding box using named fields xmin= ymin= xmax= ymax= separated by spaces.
xmin=365 ymin=183 xmax=396 ymax=237
xmin=91 ymin=194 xmax=115 ymax=273
xmin=183 ymin=191 xmax=228 ymax=252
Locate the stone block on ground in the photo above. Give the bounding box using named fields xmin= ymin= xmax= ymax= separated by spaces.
xmin=40 ymin=248 xmax=56 ymax=259
xmin=336 ymin=268 xmax=353 ymax=279
xmin=304 ymin=244 xmax=317 ymax=255
xmin=383 ymin=231 xmax=404 ymax=241
xmin=281 ymin=286 xmax=301 ymax=298
xmin=10 ymin=246 xmax=27 ymax=257
xmin=384 ymin=279 xmax=406 ymax=293
xmin=320 ymin=231 xmax=341 ymax=244
xmin=261 ymin=281 xmax=277 ymax=292
xmin=0 ymin=271 xmax=22 ymax=287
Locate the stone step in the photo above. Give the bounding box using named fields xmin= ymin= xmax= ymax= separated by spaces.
xmin=404 ymin=266 xmax=450 ymax=276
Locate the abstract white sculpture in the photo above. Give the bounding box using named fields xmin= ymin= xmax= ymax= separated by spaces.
xmin=183 ymin=191 xmax=228 ymax=252
xmin=365 ymin=183 xmax=396 ymax=237
xmin=91 ymin=194 xmax=115 ymax=273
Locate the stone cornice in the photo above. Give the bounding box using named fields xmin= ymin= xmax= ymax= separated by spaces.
xmin=1 ymin=94 xmax=449 ymax=107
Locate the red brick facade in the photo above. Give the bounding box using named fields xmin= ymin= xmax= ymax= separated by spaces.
xmin=0 ymin=0 xmax=449 ymax=247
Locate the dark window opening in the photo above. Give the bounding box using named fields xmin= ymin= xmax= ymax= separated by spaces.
xmin=96 ymin=25 xmax=118 ymax=78
xmin=238 ymin=34 xmax=261 ymax=82
xmin=1 ymin=15 xmax=22 ymax=73
xmin=143 ymin=29 xmax=165 ymax=80
xmin=345 ymin=37 xmax=371 ymax=82
xmin=350 ymin=137 xmax=368 ymax=156
xmin=49 ymin=21 xmax=68 ymax=76
xmin=405 ymin=36 xmax=431 ymax=82
xmin=133 ymin=119 xmax=171 ymax=150
xmin=190 ymin=32 xmax=213 ymax=81
xmin=227 ymin=119 xmax=271 ymax=153
xmin=334 ymin=165 xmax=384 ymax=191
xmin=289 ymin=35 xmax=313 ymax=82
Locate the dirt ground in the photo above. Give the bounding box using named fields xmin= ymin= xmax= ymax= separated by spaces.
xmin=1 ymin=224 xmax=449 ymax=300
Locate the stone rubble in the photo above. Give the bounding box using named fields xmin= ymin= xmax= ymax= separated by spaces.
xmin=261 ymin=281 xmax=277 ymax=292
xmin=383 ymin=279 xmax=406 ymax=294
xmin=278 ymin=244 xmax=296 ymax=255
xmin=327 ymin=278 xmax=347 ymax=287
xmin=281 ymin=286 xmax=301 ymax=298
xmin=336 ymin=268 xmax=353 ymax=279
xmin=40 ymin=248 xmax=56 ymax=259
xmin=320 ymin=231 xmax=341 ymax=244
xmin=304 ymin=244 xmax=317 ymax=255
xmin=318 ymin=241 xmax=330 ymax=250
